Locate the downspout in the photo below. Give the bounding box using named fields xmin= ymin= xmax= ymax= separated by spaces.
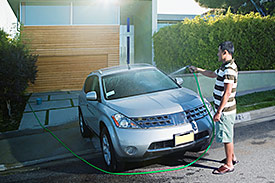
xmin=152 ymin=0 xmax=158 ymax=66
xmin=127 ymin=17 xmax=130 ymax=66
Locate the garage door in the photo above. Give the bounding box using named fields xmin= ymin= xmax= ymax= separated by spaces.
xmin=27 ymin=55 xmax=108 ymax=92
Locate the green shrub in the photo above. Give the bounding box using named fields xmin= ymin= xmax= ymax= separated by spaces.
xmin=153 ymin=11 xmax=275 ymax=73
xmin=0 ymin=28 xmax=37 ymax=131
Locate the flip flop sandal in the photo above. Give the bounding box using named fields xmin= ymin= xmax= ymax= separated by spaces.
xmin=213 ymin=165 xmax=234 ymax=174
xmin=221 ymin=158 xmax=239 ymax=165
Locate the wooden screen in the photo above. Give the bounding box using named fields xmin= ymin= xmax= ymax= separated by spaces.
xmin=23 ymin=25 xmax=119 ymax=92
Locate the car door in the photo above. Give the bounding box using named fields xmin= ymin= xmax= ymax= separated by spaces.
xmin=83 ymin=75 xmax=101 ymax=134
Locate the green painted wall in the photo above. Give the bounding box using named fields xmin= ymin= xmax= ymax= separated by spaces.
xmin=120 ymin=0 xmax=152 ymax=64
xmin=173 ymin=70 xmax=275 ymax=100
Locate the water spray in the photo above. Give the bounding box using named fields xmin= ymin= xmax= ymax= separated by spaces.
xmin=169 ymin=65 xmax=196 ymax=76
xmin=169 ymin=65 xmax=191 ymax=76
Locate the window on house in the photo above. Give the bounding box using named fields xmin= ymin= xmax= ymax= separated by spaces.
xmin=21 ymin=2 xmax=71 ymax=25
xmin=20 ymin=1 xmax=119 ymax=26
xmin=72 ymin=2 xmax=119 ymax=25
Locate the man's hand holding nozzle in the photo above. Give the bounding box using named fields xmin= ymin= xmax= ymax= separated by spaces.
xmin=189 ymin=66 xmax=198 ymax=73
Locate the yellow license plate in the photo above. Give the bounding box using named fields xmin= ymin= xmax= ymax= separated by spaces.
xmin=174 ymin=132 xmax=194 ymax=146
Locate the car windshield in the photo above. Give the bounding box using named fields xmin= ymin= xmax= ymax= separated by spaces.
xmin=102 ymin=68 xmax=180 ymax=100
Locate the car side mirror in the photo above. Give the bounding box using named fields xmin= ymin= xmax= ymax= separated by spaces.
xmin=86 ymin=91 xmax=97 ymax=101
xmin=175 ymin=77 xmax=183 ymax=85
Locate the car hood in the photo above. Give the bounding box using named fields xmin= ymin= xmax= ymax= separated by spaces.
xmin=106 ymin=88 xmax=203 ymax=117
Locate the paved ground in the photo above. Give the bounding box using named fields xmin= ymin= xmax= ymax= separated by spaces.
xmin=0 ymin=105 xmax=274 ymax=173
xmin=0 ymin=88 xmax=274 ymax=173
xmin=20 ymin=91 xmax=81 ymax=130
xmin=1 ymin=113 xmax=275 ymax=183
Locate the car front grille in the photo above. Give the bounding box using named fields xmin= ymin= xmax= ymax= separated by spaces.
xmin=148 ymin=139 xmax=174 ymax=150
xmin=185 ymin=105 xmax=208 ymax=121
xmin=130 ymin=112 xmax=187 ymax=129
xmin=130 ymin=105 xmax=209 ymax=129
xmin=131 ymin=115 xmax=174 ymax=128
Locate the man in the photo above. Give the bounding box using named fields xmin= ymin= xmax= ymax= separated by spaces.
xmin=190 ymin=41 xmax=238 ymax=174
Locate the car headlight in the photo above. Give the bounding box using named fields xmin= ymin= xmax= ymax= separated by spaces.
xmin=111 ymin=113 xmax=140 ymax=129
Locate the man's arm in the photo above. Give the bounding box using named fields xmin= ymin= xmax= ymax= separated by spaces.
xmin=213 ymin=83 xmax=233 ymax=122
xmin=189 ymin=66 xmax=217 ymax=78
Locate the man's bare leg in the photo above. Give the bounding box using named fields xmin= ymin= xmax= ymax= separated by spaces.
xmin=224 ymin=142 xmax=234 ymax=169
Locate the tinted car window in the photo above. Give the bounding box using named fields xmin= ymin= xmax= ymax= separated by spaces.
xmin=84 ymin=76 xmax=94 ymax=93
xmin=91 ymin=76 xmax=101 ymax=99
xmin=84 ymin=76 xmax=101 ymax=99
xmin=102 ymin=68 xmax=179 ymax=100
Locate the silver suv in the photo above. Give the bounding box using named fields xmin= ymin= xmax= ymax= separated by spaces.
xmin=78 ymin=64 xmax=213 ymax=171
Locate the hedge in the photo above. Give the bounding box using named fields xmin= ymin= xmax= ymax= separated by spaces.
xmin=0 ymin=28 xmax=37 ymax=130
xmin=153 ymin=10 xmax=275 ymax=74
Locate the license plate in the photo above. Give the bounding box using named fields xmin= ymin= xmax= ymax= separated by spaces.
xmin=174 ymin=132 xmax=194 ymax=146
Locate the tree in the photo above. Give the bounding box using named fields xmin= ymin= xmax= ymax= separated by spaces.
xmin=0 ymin=28 xmax=37 ymax=127
xmin=195 ymin=0 xmax=274 ymax=16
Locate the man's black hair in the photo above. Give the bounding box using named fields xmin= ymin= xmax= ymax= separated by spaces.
xmin=219 ymin=41 xmax=234 ymax=56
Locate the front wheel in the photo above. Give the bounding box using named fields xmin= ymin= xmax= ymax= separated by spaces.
xmin=100 ymin=127 xmax=124 ymax=172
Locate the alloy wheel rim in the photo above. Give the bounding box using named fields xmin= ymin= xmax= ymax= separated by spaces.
xmin=102 ymin=134 xmax=111 ymax=166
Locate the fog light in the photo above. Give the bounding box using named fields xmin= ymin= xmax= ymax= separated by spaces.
xmin=125 ymin=146 xmax=137 ymax=156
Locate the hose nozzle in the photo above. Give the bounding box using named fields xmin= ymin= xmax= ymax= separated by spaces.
xmin=189 ymin=66 xmax=195 ymax=73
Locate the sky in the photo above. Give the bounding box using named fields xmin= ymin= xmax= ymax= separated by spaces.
xmin=0 ymin=0 xmax=17 ymax=34
xmin=0 ymin=0 xmax=209 ymax=33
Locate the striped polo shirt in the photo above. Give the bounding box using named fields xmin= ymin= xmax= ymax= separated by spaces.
xmin=213 ymin=59 xmax=238 ymax=115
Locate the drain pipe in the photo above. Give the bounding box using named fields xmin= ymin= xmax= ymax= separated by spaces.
xmin=127 ymin=17 xmax=130 ymax=70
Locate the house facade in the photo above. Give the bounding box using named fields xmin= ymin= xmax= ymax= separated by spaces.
xmin=8 ymin=0 xmax=157 ymax=92
xmin=157 ymin=14 xmax=197 ymax=31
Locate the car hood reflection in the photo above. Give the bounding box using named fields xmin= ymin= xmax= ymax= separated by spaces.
xmin=106 ymin=88 xmax=201 ymax=117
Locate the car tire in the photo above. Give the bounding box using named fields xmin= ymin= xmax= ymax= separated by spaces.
xmin=79 ymin=109 xmax=91 ymax=138
xmin=100 ymin=126 xmax=124 ymax=172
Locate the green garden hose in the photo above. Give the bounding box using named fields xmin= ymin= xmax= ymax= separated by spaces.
xmin=28 ymin=72 xmax=215 ymax=175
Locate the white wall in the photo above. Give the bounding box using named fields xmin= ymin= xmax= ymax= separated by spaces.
xmin=158 ymin=0 xmax=209 ymax=15
xmin=0 ymin=0 xmax=17 ymax=36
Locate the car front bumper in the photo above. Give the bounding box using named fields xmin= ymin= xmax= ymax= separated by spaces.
xmin=111 ymin=116 xmax=213 ymax=161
